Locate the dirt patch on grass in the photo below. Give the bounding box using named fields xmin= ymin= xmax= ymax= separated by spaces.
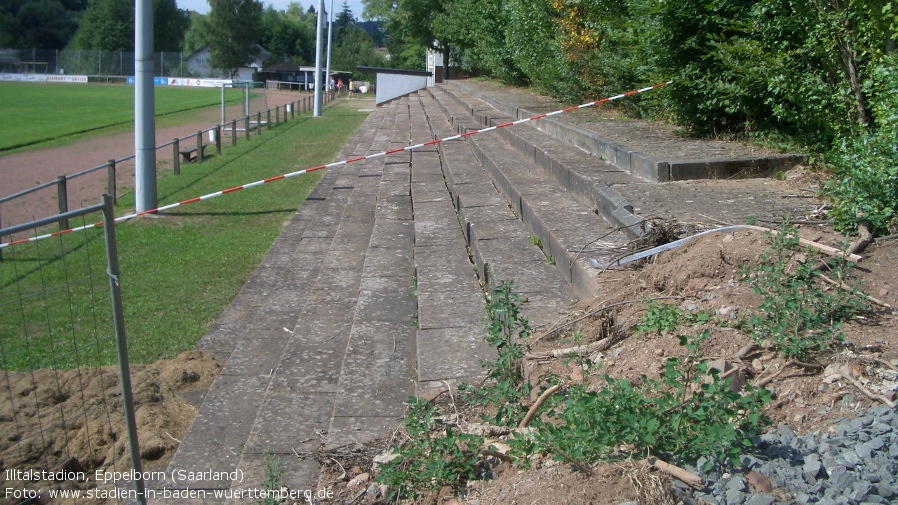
xmin=0 ymin=351 xmax=221 ymax=504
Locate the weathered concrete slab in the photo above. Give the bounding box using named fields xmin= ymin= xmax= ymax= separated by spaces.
xmin=410 ymin=182 xmax=451 ymax=203
xmin=243 ymin=391 xmax=335 ymax=453
xmin=362 ymin=245 xmax=417 ymax=276
xmin=376 ymin=194 xmax=413 ymax=220
xmin=413 ymin=199 xmax=465 ymax=247
xmin=368 ymin=219 xmax=414 ymax=249
xmin=332 ymin=320 xmax=416 ymax=418
xmin=417 ymin=326 xmax=494 ymax=383
xmin=325 ymin=416 xmax=401 ymax=451
xmin=416 ymin=271 xmax=484 ymax=330
xmin=354 ymin=285 xmax=417 ymax=324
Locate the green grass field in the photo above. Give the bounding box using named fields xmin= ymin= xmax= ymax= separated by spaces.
xmin=0 ymin=98 xmax=369 ymax=370
xmin=0 ymin=83 xmax=240 ymax=152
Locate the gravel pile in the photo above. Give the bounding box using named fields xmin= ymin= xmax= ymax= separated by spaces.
xmin=673 ymin=405 xmax=898 ymax=504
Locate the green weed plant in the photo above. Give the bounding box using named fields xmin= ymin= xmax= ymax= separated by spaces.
xmin=739 ymin=221 xmax=866 ymax=360
xmin=378 ymin=398 xmax=484 ymax=500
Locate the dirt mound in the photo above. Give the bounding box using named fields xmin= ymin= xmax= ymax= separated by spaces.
xmin=0 ymin=351 xmax=220 ymax=503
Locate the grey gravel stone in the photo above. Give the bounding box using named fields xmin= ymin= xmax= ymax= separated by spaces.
xmin=744 ymin=493 xmax=776 ymax=505
xmin=724 ymin=488 xmax=744 ymax=504
xmin=673 ymin=407 xmax=898 ymax=505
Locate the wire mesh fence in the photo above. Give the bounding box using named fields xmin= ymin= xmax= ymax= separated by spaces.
xmin=0 ymin=197 xmax=145 ymax=505
xmin=0 ymin=48 xmax=191 ymax=78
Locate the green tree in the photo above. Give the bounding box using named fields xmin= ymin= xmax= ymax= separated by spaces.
xmin=72 ymin=0 xmax=132 ymax=50
xmin=206 ymin=0 xmax=263 ymax=76
xmin=365 ymin=0 xmax=451 ymax=71
xmin=182 ymin=12 xmax=210 ymax=53
xmin=72 ymin=0 xmax=187 ymax=51
xmin=153 ymin=0 xmax=189 ymax=52
xmin=14 ymin=0 xmax=79 ymax=48
xmin=260 ymin=6 xmax=314 ymax=63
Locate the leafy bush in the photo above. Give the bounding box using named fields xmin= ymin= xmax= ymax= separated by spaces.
xmin=739 ymin=222 xmax=866 ymax=360
xmin=531 ymin=331 xmax=771 ymax=467
xmin=827 ymin=55 xmax=898 ymax=236
xmin=636 ymin=299 xmax=711 ymax=335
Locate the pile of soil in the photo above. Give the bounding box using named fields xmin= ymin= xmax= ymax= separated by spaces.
xmin=0 ymin=351 xmax=220 ymax=503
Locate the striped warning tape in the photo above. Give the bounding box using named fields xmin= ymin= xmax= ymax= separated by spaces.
xmin=0 ymin=81 xmax=670 ymax=250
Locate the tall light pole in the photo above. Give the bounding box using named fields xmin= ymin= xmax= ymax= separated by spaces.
xmin=325 ymin=0 xmax=334 ymax=92
xmin=134 ymin=0 xmax=156 ymax=212
xmin=313 ymin=0 xmax=325 ymax=117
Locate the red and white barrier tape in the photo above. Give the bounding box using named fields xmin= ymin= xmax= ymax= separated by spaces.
xmin=0 ymin=81 xmax=670 ymax=250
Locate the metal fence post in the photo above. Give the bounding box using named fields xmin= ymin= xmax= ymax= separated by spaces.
xmin=267 ymin=109 xmax=272 ymax=130
xmin=215 ymin=125 xmax=222 ymax=155
xmin=101 ymin=194 xmax=148 ymax=505
xmin=276 ymin=105 xmax=280 ymax=127
xmin=57 ymin=175 xmax=69 ymax=230
xmin=173 ymin=138 xmax=180 ymax=175
xmin=196 ymin=131 xmax=204 ymax=163
xmin=256 ymin=112 xmax=262 ymax=135
xmin=107 ymin=159 xmax=117 ymax=204
xmin=231 ymin=120 xmax=237 ymax=146
xmin=291 ymin=101 xmax=295 ymax=119
xmin=245 ymin=116 xmax=250 ymax=141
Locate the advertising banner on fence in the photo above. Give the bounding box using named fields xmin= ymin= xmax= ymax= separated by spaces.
xmin=0 ymin=73 xmax=88 ymax=83
xmin=167 ymin=78 xmax=233 ymax=88
xmin=124 ymin=77 xmax=231 ymax=87
xmin=126 ymin=77 xmax=170 ymax=86
xmin=47 ymin=75 xmax=89 ymax=83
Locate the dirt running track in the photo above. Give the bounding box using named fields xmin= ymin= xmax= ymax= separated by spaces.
xmin=0 ymin=90 xmax=307 ymax=231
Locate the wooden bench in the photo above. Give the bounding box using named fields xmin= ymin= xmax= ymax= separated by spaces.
xmin=179 ymin=144 xmax=206 ymax=162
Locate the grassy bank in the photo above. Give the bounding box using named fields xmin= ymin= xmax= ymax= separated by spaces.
xmin=0 ymin=99 xmax=370 ymax=369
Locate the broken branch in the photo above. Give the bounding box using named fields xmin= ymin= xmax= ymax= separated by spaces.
xmin=644 ymin=456 xmax=704 ymax=490
xmin=519 ymin=384 xmax=562 ymax=429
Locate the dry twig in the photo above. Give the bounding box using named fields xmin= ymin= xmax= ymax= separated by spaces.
xmin=843 ymin=375 xmax=897 ymax=409
xmin=519 ymin=384 xmax=562 ymax=428
xmin=644 ymin=456 xmax=704 ymax=490
xmin=753 ymin=360 xmax=822 ymax=388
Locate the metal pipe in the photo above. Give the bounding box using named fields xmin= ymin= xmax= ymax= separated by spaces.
xmin=102 ymin=194 xmax=148 ymax=505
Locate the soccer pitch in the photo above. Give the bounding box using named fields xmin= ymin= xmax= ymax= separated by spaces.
xmin=0 ymin=83 xmax=232 ymax=152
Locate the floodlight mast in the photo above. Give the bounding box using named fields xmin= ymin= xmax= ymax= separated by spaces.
xmin=326 ymin=0 xmax=334 ymax=91
xmin=313 ymin=0 xmax=324 ymax=117
xmin=134 ymin=0 xmax=157 ymax=213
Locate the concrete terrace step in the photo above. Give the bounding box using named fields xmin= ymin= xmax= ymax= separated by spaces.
xmin=425 ymin=86 xmax=631 ymax=300
xmin=414 ymin=90 xmax=577 ymax=327
xmin=436 ymin=84 xmax=646 ymax=239
xmin=441 ymin=80 xmax=823 ymax=230
xmin=446 ymin=80 xmax=805 ymax=182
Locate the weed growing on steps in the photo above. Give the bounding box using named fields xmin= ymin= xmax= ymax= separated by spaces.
xmin=738 ymin=220 xmax=866 ymax=360
xmin=469 ymin=281 xmax=534 ymax=425
xmin=378 ymin=398 xmax=485 ymax=500
xmin=259 ymin=453 xmax=285 ymax=505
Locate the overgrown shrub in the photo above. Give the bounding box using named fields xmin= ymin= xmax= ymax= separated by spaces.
xmin=739 ymin=221 xmax=867 ymax=360
xmin=827 ymin=55 xmax=898 ymax=236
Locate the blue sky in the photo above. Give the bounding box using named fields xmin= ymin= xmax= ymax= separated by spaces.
xmin=175 ymin=0 xmax=368 ymax=20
